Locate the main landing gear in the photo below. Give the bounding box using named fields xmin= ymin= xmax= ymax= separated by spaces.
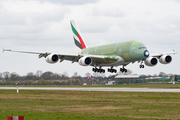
xmin=120 ymin=66 xmax=127 ymax=73
xmin=92 ymin=67 xmax=105 ymax=73
xmin=107 ymin=66 xmax=117 ymax=73
xmin=92 ymin=66 xmax=117 ymax=73
xmin=92 ymin=66 xmax=129 ymax=73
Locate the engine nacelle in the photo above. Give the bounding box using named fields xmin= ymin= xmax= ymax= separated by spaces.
xmin=46 ymin=54 xmax=59 ymax=64
xmin=78 ymin=56 xmax=92 ymax=66
xmin=159 ymin=55 xmax=172 ymax=64
xmin=144 ymin=57 xmax=158 ymax=67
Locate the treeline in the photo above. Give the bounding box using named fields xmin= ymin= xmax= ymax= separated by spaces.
xmin=0 ymin=71 xmax=110 ymax=85
xmin=0 ymin=71 xmax=82 ymax=85
xmin=0 ymin=71 xmax=71 ymax=81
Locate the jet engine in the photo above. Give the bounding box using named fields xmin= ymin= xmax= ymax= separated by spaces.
xmin=46 ymin=54 xmax=59 ymax=63
xmin=78 ymin=56 xmax=92 ymax=66
xmin=144 ymin=57 xmax=158 ymax=67
xmin=159 ymin=55 xmax=172 ymax=64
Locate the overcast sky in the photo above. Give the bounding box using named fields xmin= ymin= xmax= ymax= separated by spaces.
xmin=0 ymin=0 xmax=179 ymax=77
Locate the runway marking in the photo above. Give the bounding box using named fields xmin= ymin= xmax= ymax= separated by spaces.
xmin=1 ymin=87 xmax=180 ymax=92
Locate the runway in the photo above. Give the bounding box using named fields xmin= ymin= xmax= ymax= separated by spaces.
xmin=1 ymin=87 xmax=180 ymax=92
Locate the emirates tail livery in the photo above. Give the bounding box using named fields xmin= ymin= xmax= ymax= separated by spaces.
xmin=3 ymin=20 xmax=177 ymax=73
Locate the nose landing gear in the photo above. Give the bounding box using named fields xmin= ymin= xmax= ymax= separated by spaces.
xmin=139 ymin=61 xmax=145 ymax=68
xmin=140 ymin=65 xmax=144 ymax=68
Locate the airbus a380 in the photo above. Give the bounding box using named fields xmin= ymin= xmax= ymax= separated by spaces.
xmin=3 ymin=20 xmax=177 ymax=73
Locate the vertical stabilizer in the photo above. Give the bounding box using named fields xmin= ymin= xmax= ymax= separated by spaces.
xmin=70 ymin=20 xmax=87 ymax=49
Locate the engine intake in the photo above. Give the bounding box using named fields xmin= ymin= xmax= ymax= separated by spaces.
xmin=159 ymin=55 xmax=172 ymax=64
xmin=78 ymin=56 xmax=92 ymax=66
xmin=46 ymin=54 xmax=59 ymax=64
xmin=145 ymin=57 xmax=158 ymax=67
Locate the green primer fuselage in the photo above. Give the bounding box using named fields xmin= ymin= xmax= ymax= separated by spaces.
xmin=81 ymin=41 xmax=148 ymax=64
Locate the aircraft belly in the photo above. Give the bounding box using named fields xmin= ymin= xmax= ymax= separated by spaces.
xmin=91 ymin=56 xmax=126 ymax=67
xmin=97 ymin=60 xmax=127 ymax=67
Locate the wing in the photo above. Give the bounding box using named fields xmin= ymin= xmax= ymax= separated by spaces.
xmin=3 ymin=48 xmax=122 ymax=66
xmin=150 ymin=50 xmax=178 ymax=58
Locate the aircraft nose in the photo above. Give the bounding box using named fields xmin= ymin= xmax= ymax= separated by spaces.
xmin=144 ymin=50 xmax=149 ymax=57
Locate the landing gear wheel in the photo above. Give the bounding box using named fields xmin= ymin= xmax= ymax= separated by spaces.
xmin=120 ymin=67 xmax=127 ymax=73
xmin=140 ymin=61 xmax=145 ymax=69
xmin=108 ymin=68 xmax=117 ymax=73
xmin=140 ymin=65 xmax=145 ymax=68
xmin=92 ymin=68 xmax=98 ymax=72
xmin=92 ymin=67 xmax=105 ymax=73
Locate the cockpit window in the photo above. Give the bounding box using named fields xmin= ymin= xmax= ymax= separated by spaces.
xmin=139 ymin=47 xmax=146 ymax=49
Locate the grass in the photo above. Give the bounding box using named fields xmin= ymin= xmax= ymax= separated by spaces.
xmin=2 ymin=83 xmax=180 ymax=88
xmin=0 ymin=90 xmax=180 ymax=119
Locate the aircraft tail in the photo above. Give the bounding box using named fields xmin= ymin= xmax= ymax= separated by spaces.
xmin=70 ymin=20 xmax=87 ymax=49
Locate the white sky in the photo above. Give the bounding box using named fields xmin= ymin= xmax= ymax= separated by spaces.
xmin=0 ymin=0 xmax=180 ymax=77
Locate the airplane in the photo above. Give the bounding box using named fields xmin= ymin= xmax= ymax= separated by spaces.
xmin=3 ymin=20 xmax=178 ymax=73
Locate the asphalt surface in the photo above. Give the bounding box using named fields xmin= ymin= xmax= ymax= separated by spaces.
xmin=1 ymin=87 xmax=180 ymax=92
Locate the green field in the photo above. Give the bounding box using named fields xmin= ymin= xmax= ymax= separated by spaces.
xmin=1 ymin=90 xmax=180 ymax=119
